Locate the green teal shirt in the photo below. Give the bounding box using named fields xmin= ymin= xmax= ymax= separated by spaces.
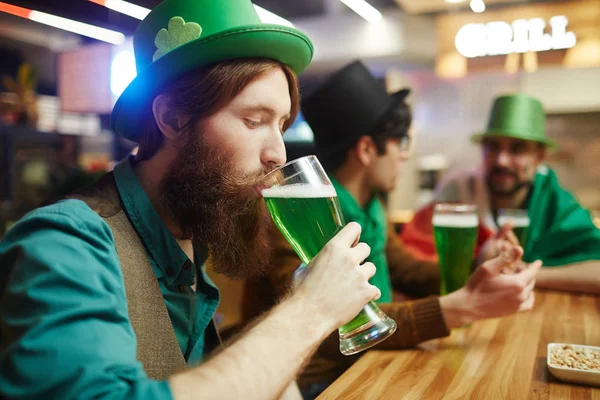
xmin=0 ymin=156 xmax=220 ymax=399
xmin=331 ymin=177 xmax=393 ymax=303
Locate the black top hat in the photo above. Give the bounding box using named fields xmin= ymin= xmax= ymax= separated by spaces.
xmin=302 ymin=60 xmax=410 ymax=154
xmin=284 ymin=141 xmax=317 ymax=161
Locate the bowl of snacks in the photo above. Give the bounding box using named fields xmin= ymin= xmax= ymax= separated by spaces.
xmin=547 ymin=343 xmax=600 ymax=386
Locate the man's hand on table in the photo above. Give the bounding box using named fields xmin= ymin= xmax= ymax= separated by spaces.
xmin=440 ymin=241 xmax=542 ymax=329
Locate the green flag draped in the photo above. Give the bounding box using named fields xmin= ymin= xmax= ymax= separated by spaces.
xmin=525 ymin=166 xmax=600 ymax=266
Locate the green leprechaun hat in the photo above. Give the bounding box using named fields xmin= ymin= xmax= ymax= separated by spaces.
xmin=472 ymin=93 xmax=556 ymax=148
xmin=111 ymin=0 xmax=314 ymax=142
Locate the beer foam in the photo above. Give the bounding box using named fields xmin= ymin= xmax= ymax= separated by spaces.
xmin=262 ymin=183 xmax=337 ymax=199
xmin=497 ymin=215 xmax=530 ymax=227
xmin=433 ymin=214 xmax=478 ymax=228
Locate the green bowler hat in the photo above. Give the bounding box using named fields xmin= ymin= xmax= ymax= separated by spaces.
xmin=112 ymin=0 xmax=314 ymax=142
xmin=472 ymin=93 xmax=556 ymax=148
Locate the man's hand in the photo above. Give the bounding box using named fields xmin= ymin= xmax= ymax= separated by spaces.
xmin=293 ymin=222 xmax=381 ymax=332
xmin=170 ymin=222 xmax=380 ymax=400
xmin=440 ymin=242 xmax=542 ymax=329
xmin=477 ymin=222 xmax=520 ymax=265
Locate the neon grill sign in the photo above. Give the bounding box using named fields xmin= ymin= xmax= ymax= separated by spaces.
xmin=455 ymin=15 xmax=577 ymax=58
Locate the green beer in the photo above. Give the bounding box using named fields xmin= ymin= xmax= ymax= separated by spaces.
xmin=262 ymin=155 xmax=396 ymax=355
xmin=497 ymin=213 xmax=530 ymax=246
xmin=262 ymin=183 xmax=373 ymax=334
xmin=263 ymin=184 xmax=342 ymax=263
xmin=433 ymin=213 xmax=478 ymax=295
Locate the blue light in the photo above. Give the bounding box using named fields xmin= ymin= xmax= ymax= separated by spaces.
xmin=284 ymin=111 xmax=314 ymax=142
xmin=111 ymin=50 xmax=136 ymax=97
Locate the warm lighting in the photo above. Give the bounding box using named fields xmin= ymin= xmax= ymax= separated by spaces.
xmin=88 ymin=0 xmax=293 ymax=27
xmin=435 ymin=52 xmax=467 ymax=79
xmin=523 ymin=51 xmax=538 ymax=72
xmin=504 ymin=52 xmax=520 ymax=74
xmin=0 ymin=1 xmax=125 ymax=44
xmin=470 ymin=0 xmax=486 ymax=13
xmin=564 ymin=39 xmax=600 ymax=68
xmin=0 ymin=1 xmax=29 ymax=18
xmin=445 ymin=0 xmax=466 ymax=3
xmin=339 ymin=0 xmax=382 ymax=23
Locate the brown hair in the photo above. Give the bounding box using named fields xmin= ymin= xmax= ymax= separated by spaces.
xmin=137 ymin=58 xmax=300 ymax=160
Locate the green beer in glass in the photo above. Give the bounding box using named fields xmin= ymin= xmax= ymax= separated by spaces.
xmin=262 ymin=155 xmax=397 ymax=355
xmin=433 ymin=204 xmax=478 ymax=295
xmin=497 ymin=208 xmax=530 ymax=246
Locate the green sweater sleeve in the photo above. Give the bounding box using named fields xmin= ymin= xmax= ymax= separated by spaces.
xmin=0 ymin=200 xmax=173 ymax=400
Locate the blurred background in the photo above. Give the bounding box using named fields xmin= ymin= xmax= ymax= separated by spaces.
xmin=0 ymin=0 xmax=599 ymax=327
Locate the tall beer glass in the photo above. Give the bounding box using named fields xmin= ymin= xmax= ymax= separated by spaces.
xmin=261 ymin=156 xmax=397 ymax=355
xmin=433 ymin=204 xmax=479 ymax=295
xmin=497 ymin=208 xmax=530 ymax=246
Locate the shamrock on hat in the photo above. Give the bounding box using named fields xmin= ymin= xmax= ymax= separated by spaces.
xmin=111 ymin=0 xmax=313 ymax=142
xmin=153 ymin=17 xmax=202 ymax=62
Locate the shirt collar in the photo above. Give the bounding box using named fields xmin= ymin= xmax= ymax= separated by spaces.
xmin=330 ymin=176 xmax=387 ymax=252
xmin=113 ymin=156 xmax=208 ymax=285
xmin=330 ymin=176 xmax=380 ymax=224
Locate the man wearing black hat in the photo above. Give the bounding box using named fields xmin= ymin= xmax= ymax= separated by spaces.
xmin=242 ymin=61 xmax=541 ymax=397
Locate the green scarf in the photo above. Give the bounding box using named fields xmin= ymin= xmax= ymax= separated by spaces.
xmin=331 ymin=178 xmax=392 ymax=303
xmin=525 ymin=167 xmax=600 ymax=266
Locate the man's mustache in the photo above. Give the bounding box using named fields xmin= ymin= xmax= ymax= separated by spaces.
xmin=258 ymin=168 xmax=284 ymax=189
xmin=220 ymin=167 xmax=276 ymax=194
xmin=489 ymin=167 xmax=518 ymax=180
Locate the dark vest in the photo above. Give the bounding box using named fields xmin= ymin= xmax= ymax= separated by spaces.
xmin=67 ymin=173 xmax=220 ymax=380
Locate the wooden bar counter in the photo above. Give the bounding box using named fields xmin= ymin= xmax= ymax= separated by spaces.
xmin=319 ymin=291 xmax=600 ymax=399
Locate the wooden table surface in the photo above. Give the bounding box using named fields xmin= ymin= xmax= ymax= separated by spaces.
xmin=318 ymin=291 xmax=600 ymax=399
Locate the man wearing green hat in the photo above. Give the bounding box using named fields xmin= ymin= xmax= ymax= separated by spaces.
xmin=402 ymin=93 xmax=600 ymax=294
xmin=0 ymin=1 xmax=383 ymax=399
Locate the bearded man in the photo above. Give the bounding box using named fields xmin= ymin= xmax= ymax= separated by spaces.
xmin=0 ymin=1 xmax=383 ymax=399
xmin=402 ymin=94 xmax=600 ymax=294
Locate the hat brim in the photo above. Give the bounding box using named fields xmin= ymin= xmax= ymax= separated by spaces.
xmin=112 ymin=24 xmax=313 ymax=142
xmin=385 ymin=88 xmax=411 ymax=117
xmin=471 ymin=132 xmax=556 ymax=148
xmin=371 ymin=87 xmax=411 ymax=134
xmin=391 ymin=88 xmax=410 ymax=103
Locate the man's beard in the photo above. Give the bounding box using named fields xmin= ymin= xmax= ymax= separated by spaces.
xmin=159 ymin=133 xmax=274 ymax=280
xmin=486 ymin=167 xmax=533 ymax=197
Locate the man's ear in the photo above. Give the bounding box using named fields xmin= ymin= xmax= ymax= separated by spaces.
xmin=152 ymin=94 xmax=189 ymax=141
xmin=355 ymin=135 xmax=378 ymax=166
